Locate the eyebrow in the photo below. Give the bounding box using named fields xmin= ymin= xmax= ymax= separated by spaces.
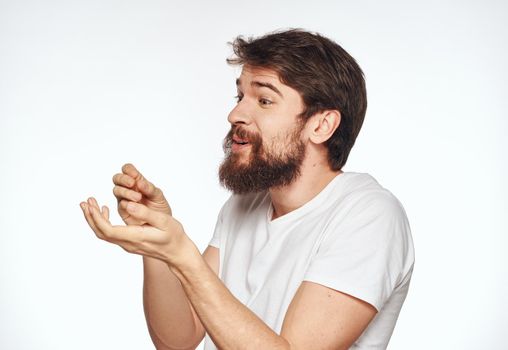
xmin=236 ymin=78 xmax=284 ymax=98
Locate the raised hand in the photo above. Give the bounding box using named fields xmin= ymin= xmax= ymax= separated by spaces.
xmin=79 ymin=196 xmax=192 ymax=264
xmin=112 ymin=163 xmax=172 ymax=226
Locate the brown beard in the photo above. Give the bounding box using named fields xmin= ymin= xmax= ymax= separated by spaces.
xmin=218 ymin=123 xmax=306 ymax=194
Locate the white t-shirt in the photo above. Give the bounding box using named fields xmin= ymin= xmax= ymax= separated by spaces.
xmin=204 ymin=172 xmax=415 ymax=349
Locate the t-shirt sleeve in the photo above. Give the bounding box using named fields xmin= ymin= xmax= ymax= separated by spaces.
xmin=303 ymin=192 xmax=414 ymax=311
xmin=207 ymin=197 xmax=231 ymax=248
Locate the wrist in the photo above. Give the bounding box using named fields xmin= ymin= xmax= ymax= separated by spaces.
xmin=164 ymin=221 xmax=200 ymax=267
xmin=166 ymin=234 xmax=203 ymax=281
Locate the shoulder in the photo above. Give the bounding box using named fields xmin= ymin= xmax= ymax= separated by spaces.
xmin=325 ymin=172 xmax=414 ymax=257
xmin=336 ymin=172 xmax=408 ymax=221
xmin=305 ymin=174 xmax=415 ymax=310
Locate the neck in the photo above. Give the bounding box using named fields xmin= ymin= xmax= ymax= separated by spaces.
xmin=268 ymin=156 xmax=343 ymax=221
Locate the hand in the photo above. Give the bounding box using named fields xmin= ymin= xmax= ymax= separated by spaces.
xmin=112 ymin=163 xmax=172 ymax=226
xmin=79 ymin=197 xmax=191 ymax=264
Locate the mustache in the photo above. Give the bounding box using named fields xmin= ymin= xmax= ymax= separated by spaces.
xmin=231 ymin=126 xmax=255 ymax=141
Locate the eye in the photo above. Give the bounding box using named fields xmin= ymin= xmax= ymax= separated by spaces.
xmin=259 ymin=98 xmax=273 ymax=106
xmin=234 ymin=94 xmax=244 ymax=103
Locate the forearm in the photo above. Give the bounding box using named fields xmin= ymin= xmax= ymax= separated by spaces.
xmin=143 ymin=256 xmax=204 ymax=350
xmin=169 ymin=249 xmax=291 ymax=350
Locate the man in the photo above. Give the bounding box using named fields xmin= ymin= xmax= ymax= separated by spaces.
xmin=80 ymin=29 xmax=414 ymax=349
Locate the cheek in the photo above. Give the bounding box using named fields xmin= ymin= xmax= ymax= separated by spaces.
xmin=256 ymin=110 xmax=298 ymax=146
xmin=262 ymin=131 xmax=287 ymax=152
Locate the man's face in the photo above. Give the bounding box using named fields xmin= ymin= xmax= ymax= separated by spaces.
xmin=219 ymin=65 xmax=308 ymax=194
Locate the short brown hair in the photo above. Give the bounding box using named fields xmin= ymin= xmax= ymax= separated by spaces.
xmin=227 ymin=29 xmax=367 ymax=171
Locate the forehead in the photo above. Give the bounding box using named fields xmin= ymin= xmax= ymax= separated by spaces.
xmin=239 ymin=65 xmax=280 ymax=82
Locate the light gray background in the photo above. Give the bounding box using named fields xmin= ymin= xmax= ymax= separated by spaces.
xmin=1 ymin=0 xmax=507 ymax=349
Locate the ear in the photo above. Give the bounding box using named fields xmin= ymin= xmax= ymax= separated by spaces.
xmin=307 ymin=110 xmax=341 ymax=145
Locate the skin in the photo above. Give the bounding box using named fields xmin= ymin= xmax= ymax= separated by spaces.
xmin=80 ymin=65 xmax=377 ymax=349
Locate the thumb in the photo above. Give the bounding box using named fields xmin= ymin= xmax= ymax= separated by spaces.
xmin=121 ymin=200 xmax=170 ymax=230
xmin=122 ymin=163 xmax=165 ymax=201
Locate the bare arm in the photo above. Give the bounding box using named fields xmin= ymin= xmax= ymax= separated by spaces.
xmin=169 ymin=249 xmax=376 ymax=350
xmin=143 ymin=246 xmax=219 ymax=350
xmin=107 ymin=164 xmax=220 ymax=349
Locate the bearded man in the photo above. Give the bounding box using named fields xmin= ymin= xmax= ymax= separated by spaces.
xmin=80 ymin=29 xmax=415 ymax=350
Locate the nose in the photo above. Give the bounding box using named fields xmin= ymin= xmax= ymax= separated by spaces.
xmin=227 ymin=101 xmax=252 ymax=126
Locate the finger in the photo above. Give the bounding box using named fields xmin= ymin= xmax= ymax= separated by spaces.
xmin=86 ymin=198 xmax=113 ymax=240
xmin=136 ymin=177 xmax=164 ymax=199
xmin=89 ymin=204 xmax=145 ymax=242
xmin=122 ymin=163 xmax=142 ymax=180
xmin=88 ymin=197 xmax=101 ymax=210
xmin=120 ymin=200 xmax=170 ymax=230
xmin=80 ymin=201 xmax=107 ymax=240
xmin=112 ymin=173 xmax=135 ymax=188
xmin=113 ymin=185 xmax=142 ymax=202
xmin=88 ymin=197 xmax=107 ymax=211
xmin=117 ymin=199 xmax=138 ymax=223
xmin=102 ymin=205 xmax=110 ymax=221
xmin=121 ymin=163 xmax=161 ymax=200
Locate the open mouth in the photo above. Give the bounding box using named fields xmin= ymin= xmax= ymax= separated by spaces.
xmin=232 ymin=135 xmax=250 ymax=146
xmin=231 ymin=135 xmax=251 ymax=152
